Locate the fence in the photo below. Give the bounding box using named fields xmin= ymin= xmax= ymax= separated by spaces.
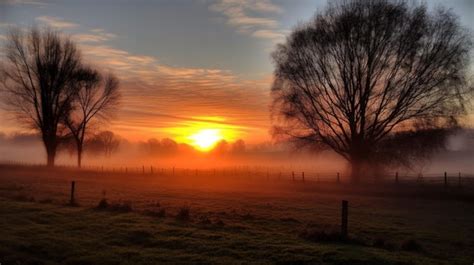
xmin=1 ymin=160 xmax=474 ymax=187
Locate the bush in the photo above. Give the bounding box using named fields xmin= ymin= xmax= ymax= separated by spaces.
xmin=176 ymin=206 xmax=190 ymax=221
xmin=97 ymin=198 xmax=109 ymax=209
xmin=96 ymin=199 xmax=132 ymax=213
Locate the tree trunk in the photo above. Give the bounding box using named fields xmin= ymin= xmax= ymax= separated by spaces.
xmin=77 ymin=146 xmax=83 ymax=168
xmin=45 ymin=140 xmax=57 ymax=167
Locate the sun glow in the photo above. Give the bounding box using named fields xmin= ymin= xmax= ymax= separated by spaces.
xmin=189 ymin=129 xmax=223 ymax=151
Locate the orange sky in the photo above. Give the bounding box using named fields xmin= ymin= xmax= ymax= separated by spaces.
xmin=0 ymin=0 xmax=472 ymax=150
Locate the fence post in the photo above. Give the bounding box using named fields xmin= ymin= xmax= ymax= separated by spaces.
xmin=292 ymin=171 xmax=295 ymax=181
xmin=458 ymin=172 xmax=461 ymax=187
xmin=337 ymin=172 xmax=340 ymax=183
xmin=302 ymin=172 xmax=305 ymax=182
xmin=395 ymin=172 xmax=399 ymax=184
xmin=173 ymin=167 xmax=175 ymax=175
xmin=143 ymin=165 xmax=145 ymax=174
xmin=444 ymin=172 xmax=447 ymax=188
xmin=150 ymin=166 xmax=153 ymax=175
xmin=341 ymin=200 xmax=348 ymax=239
xmin=70 ymin=181 xmax=76 ymax=205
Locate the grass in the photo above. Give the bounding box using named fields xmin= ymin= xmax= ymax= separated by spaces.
xmin=0 ymin=165 xmax=473 ymax=264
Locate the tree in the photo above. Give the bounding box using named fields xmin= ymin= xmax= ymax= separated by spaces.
xmin=271 ymin=0 xmax=472 ymax=181
xmin=1 ymin=27 xmax=89 ymax=167
xmin=86 ymin=131 xmax=121 ymax=157
xmin=65 ymin=70 xmax=119 ymax=168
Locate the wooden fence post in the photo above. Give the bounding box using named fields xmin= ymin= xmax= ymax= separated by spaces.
xmin=341 ymin=200 xmax=348 ymax=239
xmin=150 ymin=166 xmax=153 ymax=175
xmin=395 ymin=172 xmax=399 ymax=184
xmin=292 ymin=171 xmax=295 ymax=181
xmin=458 ymin=172 xmax=461 ymax=187
xmin=143 ymin=165 xmax=145 ymax=174
xmin=444 ymin=172 xmax=447 ymax=188
xmin=70 ymin=181 xmax=76 ymax=205
xmin=337 ymin=172 xmax=340 ymax=183
xmin=302 ymin=172 xmax=305 ymax=182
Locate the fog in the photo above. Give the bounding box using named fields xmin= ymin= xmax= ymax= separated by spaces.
xmin=0 ymin=129 xmax=473 ymax=175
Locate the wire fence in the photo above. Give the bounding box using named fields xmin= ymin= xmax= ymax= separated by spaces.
xmin=1 ymin=160 xmax=474 ymax=187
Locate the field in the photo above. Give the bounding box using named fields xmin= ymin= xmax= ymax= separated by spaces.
xmin=1 ymin=165 xmax=473 ymax=264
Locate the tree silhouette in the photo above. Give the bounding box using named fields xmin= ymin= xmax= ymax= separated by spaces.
xmin=271 ymin=0 xmax=472 ymax=181
xmin=1 ymin=28 xmax=90 ymax=167
xmin=65 ymin=70 xmax=120 ymax=168
xmin=86 ymin=131 xmax=120 ymax=157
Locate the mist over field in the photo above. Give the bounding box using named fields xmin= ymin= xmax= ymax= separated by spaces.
xmin=1 ymin=129 xmax=473 ymax=174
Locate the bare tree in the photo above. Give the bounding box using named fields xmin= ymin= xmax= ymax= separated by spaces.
xmin=1 ymin=27 xmax=89 ymax=167
xmin=86 ymin=131 xmax=120 ymax=157
xmin=65 ymin=71 xmax=119 ymax=167
xmin=271 ymin=0 xmax=472 ymax=181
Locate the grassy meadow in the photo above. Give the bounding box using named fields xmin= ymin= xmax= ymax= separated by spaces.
xmin=0 ymin=165 xmax=473 ymax=264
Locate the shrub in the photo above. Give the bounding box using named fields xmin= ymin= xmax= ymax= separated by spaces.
xmin=176 ymin=206 xmax=190 ymax=221
xmin=96 ymin=199 xmax=132 ymax=213
xmin=97 ymin=198 xmax=109 ymax=209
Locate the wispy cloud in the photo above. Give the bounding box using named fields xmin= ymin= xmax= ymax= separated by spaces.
xmin=35 ymin=16 xmax=79 ymax=29
xmin=3 ymin=0 xmax=47 ymax=6
xmin=10 ymin=16 xmax=272 ymax=141
xmin=209 ymin=0 xmax=286 ymax=41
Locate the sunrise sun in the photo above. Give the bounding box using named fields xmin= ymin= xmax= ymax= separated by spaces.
xmin=189 ymin=129 xmax=223 ymax=151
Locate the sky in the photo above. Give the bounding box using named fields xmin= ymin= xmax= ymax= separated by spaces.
xmin=0 ymin=0 xmax=473 ymax=147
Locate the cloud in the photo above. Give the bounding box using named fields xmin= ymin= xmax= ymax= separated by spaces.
xmin=35 ymin=16 xmax=79 ymax=29
xmin=209 ymin=0 xmax=286 ymax=40
xmin=2 ymin=0 xmax=47 ymax=6
xmin=7 ymin=16 xmax=272 ymax=141
xmin=251 ymin=29 xmax=286 ymax=39
xmin=72 ymin=32 xmax=116 ymax=43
